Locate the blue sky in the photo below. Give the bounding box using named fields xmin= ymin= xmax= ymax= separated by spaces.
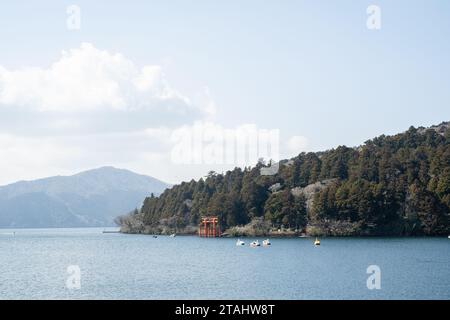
xmin=0 ymin=1 xmax=449 ymax=184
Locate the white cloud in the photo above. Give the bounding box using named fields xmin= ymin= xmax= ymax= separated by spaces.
xmin=0 ymin=43 xmax=223 ymax=184
xmin=0 ymin=129 xmax=173 ymax=185
xmin=0 ymin=43 xmax=197 ymax=114
xmin=0 ymin=134 xmax=82 ymax=183
xmin=0 ymin=123 xmax=310 ymax=185
xmin=286 ymin=135 xmax=309 ymax=156
xmin=0 ymin=43 xmax=309 ymax=185
xmin=0 ymin=43 xmax=218 ymax=138
xmin=192 ymin=87 xmax=217 ymax=120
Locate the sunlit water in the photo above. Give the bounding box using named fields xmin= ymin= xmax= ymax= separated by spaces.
xmin=0 ymin=228 xmax=449 ymax=299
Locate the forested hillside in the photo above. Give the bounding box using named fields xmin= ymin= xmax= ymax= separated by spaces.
xmin=119 ymin=122 xmax=450 ymax=236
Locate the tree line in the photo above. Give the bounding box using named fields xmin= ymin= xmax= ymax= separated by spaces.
xmin=122 ymin=123 xmax=450 ymax=236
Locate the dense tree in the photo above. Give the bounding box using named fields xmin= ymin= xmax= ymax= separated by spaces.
xmin=264 ymin=190 xmax=307 ymax=229
xmin=122 ymin=122 xmax=450 ymax=236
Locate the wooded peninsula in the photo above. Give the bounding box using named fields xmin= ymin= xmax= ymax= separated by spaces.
xmin=118 ymin=122 xmax=450 ymax=236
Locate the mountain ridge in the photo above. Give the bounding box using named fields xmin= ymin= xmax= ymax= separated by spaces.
xmin=0 ymin=167 xmax=170 ymax=228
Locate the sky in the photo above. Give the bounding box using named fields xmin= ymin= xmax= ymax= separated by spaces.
xmin=0 ymin=0 xmax=449 ymax=185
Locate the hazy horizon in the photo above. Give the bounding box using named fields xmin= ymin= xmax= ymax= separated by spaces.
xmin=0 ymin=119 xmax=447 ymax=187
xmin=1 ymin=1 xmax=449 ymax=186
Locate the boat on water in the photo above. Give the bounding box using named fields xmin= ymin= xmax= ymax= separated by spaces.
xmin=236 ymin=239 xmax=245 ymax=246
xmin=262 ymin=239 xmax=271 ymax=246
xmin=152 ymin=235 xmax=158 ymax=238
xmin=169 ymin=233 xmax=176 ymax=238
xmin=250 ymin=240 xmax=260 ymax=247
xmin=314 ymin=238 xmax=321 ymax=246
xmin=448 ymin=235 xmax=450 ymax=239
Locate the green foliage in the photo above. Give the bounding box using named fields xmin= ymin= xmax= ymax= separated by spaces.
xmin=134 ymin=123 xmax=450 ymax=236
xmin=264 ymin=190 xmax=306 ymax=229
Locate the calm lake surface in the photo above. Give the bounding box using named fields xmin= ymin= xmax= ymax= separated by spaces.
xmin=0 ymin=228 xmax=449 ymax=300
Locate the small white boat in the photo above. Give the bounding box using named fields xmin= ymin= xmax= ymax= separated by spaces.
xmin=169 ymin=233 xmax=176 ymax=238
xmin=262 ymin=239 xmax=271 ymax=246
xmin=250 ymin=240 xmax=260 ymax=247
xmin=314 ymin=238 xmax=321 ymax=246
xmin=448 ymin=235 xmax=450 ymax=239
xmin=236 ymin=239 xmax=245 ymax=246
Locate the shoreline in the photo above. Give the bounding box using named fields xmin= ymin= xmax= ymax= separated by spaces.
xmin=119 ymin=230 xmax=450 ymax=238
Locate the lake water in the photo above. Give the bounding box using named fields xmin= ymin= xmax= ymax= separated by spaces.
xmin=0 ymin=228 xmax=449 ymax=300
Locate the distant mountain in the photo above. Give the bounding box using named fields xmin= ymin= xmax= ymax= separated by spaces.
xmin=0 ymin=167 xmax=170 ymax=228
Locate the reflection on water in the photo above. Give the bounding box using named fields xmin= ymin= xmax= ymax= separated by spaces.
xmin=0 ymin=228 xmax=449 ymax=300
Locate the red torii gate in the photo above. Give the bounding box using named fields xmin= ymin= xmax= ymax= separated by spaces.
xmin=198 ymin=216 xmax=221 ymax=237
